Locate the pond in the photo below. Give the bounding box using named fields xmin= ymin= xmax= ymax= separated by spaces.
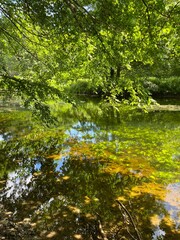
xmin=0 ymin=100 xmax=180 ymax=240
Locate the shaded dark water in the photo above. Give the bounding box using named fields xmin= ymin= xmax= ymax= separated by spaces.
xmin=0 ymin=101 xmax=180 ymax=239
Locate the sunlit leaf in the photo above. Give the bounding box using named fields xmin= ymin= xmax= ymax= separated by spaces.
xmin=62 ymin=176 xmax=70 ymax=180
xmin=74 ymin=234 xmax=83 ymax=239
xmin=68 ymin=206 xmax=81 ymax=214
xmin=84 ymin=196 xmax=91 ymax=204
xmin=46 ymin=231 xmax=57 ymax=238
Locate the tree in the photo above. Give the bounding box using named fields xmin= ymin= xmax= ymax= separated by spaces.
xmin=0 ymin=0 xmax=179 ymax=117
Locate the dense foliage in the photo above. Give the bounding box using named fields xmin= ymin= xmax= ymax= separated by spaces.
xmin=0 ymin=0 xmax=179 ymax=116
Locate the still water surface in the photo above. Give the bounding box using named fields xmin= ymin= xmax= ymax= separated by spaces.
xmin=0 ymin=100 xmax=180 ymax=239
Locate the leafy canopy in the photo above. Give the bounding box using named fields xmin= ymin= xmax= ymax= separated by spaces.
xmin=0 ymin=0 xmax=179 ymax=117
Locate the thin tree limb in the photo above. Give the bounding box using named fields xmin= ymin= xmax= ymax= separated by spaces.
xmin=116 ymin=200 xmax=142 ymax=240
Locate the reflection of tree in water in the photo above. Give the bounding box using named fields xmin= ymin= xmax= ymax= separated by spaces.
xmin=1 ymin=148 xmax=180 ymax=239
xmin=1 ymin=110 xmax=180 ymax=239
xmin=5 ymin=152 xmax=177 ymax=238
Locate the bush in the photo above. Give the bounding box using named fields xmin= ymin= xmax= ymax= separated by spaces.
xmin=144 ymin=76 xmax=180 ymax=96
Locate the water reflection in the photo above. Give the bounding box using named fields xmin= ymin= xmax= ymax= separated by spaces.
xmin=152 ymin=227 xmax=166 ymax=240
xmin=164 ymin=183 xmax=180 ymax=229
xmin=0 ymin=134 xmax=4 ymax=141
xmin=0 ymin=106 xmax=180 ymax=239
xmin=66 ymin=121 xmax=99 ymax=143
xmin=150 ymin=182 xmax=180 ymax=240
xmin=3 ymin=169 xmax=33 ymax=200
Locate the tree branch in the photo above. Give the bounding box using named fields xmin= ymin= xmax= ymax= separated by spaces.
xmin=116 ymin=200 xmax=142 ymax=240
xmin=141 ymin=0 xmax=152 ymax=38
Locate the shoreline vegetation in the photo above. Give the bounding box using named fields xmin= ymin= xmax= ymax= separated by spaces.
xmin=1 ymin=77 xmax=179 ymax=113
xmin=64 ymin=76 xmax=180 ymax=97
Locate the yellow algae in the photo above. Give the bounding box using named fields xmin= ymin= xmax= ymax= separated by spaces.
xmin=102 ymin=154 xmax=155 ymax=178
xmin=62 ymin=176 xmax=70 ymax=180
xmin=46 ymin=231 xmax=57 ymax=238
xmin=47 ymin=154 xmax=62 ymax=160
xmin=116 ymin=196 xmax=126 ymax=202
xmin=70 ymin=143 xmax=94 ymax=160
xmin=84 ymin=196 xmax=91 ymax=204
xmin=92 ymin=197 xmax=99 ymax=202
xmin=150 ymin=214 xmax=161 ymax=226
xmin=130 ymin=182 xmax=166 ymax=200
xmin=33 ymin=172 xmax=42 ymax=177
xmin=163 ymin=216 xmax=176 ymax=228
xmin=74 ymin=234 xmax=83 ymax=239
xmin=68 ymin=206 xmax=81 ymax=214
xmin=85 ymin=213 xmax=96 ymax=220
xmin=102 ymin=164 xmax=129 ymax=175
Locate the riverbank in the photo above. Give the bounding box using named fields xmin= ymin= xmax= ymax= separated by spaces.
xmin=65 ymin=76 xmax=180 ymax=98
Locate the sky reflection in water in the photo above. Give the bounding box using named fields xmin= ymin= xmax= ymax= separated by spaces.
xmin=0 ymin=108 xmax=180 ymax=239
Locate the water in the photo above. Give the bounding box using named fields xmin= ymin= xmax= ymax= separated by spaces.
xmin=0 ymin=102 xmax=180 ymax=239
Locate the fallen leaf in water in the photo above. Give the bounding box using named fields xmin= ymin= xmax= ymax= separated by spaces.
xmin=150 ymin=214 xmax=161 ymax=226
xmin=62 ymin=176 xmax=70 ymax=180
xmin=47 ymin=154 xmax=61 ymax=159
xmin=68 ymin=205 xmax=81 ymax=214
xmin=84 ymin=196 xmax=91 ymax=204
xmin=74 ymin=234 xmax=82 ymax=239
xmin=33 ymin=172 xmax=42 ymax=177
xmin=46 ymin=231 xmax=57 ymax=238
